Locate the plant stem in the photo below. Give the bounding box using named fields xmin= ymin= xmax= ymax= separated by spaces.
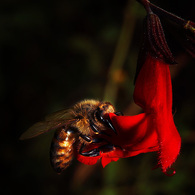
xmin=136 ymin=0 xmax=187 ymax=26
xmin=103 ymin=0 xmax=137 ymax=104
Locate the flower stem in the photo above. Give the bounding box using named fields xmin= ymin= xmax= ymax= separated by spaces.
xmin=103 ymin=0 xmax=137 ymax=104
xmin=137 ymin=0 xmax=188 ymax=26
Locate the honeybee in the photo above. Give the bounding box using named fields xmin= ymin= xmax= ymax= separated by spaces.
xmin=20 ymin=99 xmax=121 ymax=173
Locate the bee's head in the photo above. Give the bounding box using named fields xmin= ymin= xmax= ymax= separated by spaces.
xmin=96 ymin=102 xmax=115 ymax=119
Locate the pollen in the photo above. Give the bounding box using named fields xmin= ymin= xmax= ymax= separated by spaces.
xmin=55 ymin=159 xmax=62 ymax=163
xmin=65 ymin=137 xmax=69 ymax=141
xmin=67 ymin=131 xmax=71 ymax=135
xmin=57 ymin=150 xmax=65 ymax=155
xmin=59 ymin=141 xmax=70 ymax=148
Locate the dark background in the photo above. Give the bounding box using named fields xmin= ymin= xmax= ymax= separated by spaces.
xmin=1 ymin=0 xmax=195 ymax=194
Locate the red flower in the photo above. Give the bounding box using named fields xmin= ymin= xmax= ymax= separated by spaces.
xmin=75 ymin=1 xmax=182 ymax=174
xmin=75 ymin=54 xmax=181 ymax=175
xmin=133 ymin=54 xmax=181 ymax=174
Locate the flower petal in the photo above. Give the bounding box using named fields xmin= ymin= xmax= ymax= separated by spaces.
xmin=107 ymin=113 xmax=158 ymax=152
xmin=74 ymin=144 xmax=101 ymax=165
xmin=133 ymin=54 xmax=181 ymax=172
xmin=76 ymin=153 xmax=100 ymax=165
xmin=101 ymin=155 xmax=119 ymax=168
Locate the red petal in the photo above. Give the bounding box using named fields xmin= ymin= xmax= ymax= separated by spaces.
xmin=76 ymin=153 xmax=100 ymax=165
xmin=74 ymin=144 xmax=101 ymax=165
xmin=133 ymin=54 xmax=181 ymax=172
xmin=95 ymin=112 xmax=159 ymax=166
xmin=107 ymin=113 xmax=158 ymax=152
xmin=156 ymin=115 xmax=181 ymax=173
xmin=101 ymin=154 xmax=119 ymax=168
xmin=134 ymin=56 xmax=172 ymax=113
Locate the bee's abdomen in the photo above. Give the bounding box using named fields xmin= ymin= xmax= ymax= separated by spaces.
xmin=50 ymin=128 xmax=76 ymax=173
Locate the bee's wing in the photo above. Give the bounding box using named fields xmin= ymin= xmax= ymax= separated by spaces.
xmin=45 ymin=109 xmax=72 ymax=121
xmin=20 ymin=120 xmax=65 ymax=140
xmin=20 ymin=109 xmax=75 ymax=140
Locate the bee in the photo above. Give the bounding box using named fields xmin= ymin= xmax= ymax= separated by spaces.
xmin=20 ymin=99 xmax=122 ymax=173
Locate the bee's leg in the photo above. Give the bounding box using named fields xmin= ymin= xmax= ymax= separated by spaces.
xmin=104 ymin=119 xmax=117 ymax=135
xmin=95 ymin=111 xmax=118 ymax=135
xmin=98 ymin=144 xmax=115 ymax=153
xmin=79 ymin=134 xmax=92 ymax=142
xmin=80 ymin=133 xmax=109 ymax=145
xmin=90 ymin=122 xmax=111 ymax=136
xmin=79 ymin=143 xmax=100 ymax=157
xmin=79 ymin=133 xmax=108 ymax=143
xmin=104 ymin=111 xmax=124 ymax=133
xmin=92 ymin=137 xmax=107 ymax=143
xmin=101 ymin=111 xmax=124 ymax=134
xmin=90 ymin=122 xmax=99 ymax=133
xmin=79 ymin=143 xmax=115 ymax=157
xmin=97 ymin=115 xmax=118 ymax=135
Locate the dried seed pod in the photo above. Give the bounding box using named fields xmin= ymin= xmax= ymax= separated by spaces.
xmin=146 ymin=13 xmax=176 ymax=64
xmin=137 ymin=0 xmax=195 ymax=58
xmin=134 ymin=13 xmax=176 ymax=83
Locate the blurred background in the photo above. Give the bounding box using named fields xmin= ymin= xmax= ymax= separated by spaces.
xmin=1 ymin=0 xmax=195 ymax=194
